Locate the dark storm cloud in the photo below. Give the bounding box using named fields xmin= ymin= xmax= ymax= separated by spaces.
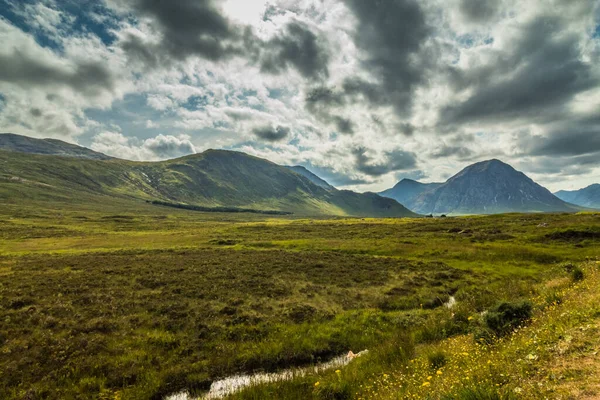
xmin=304 ymin=86 xmax=356 ymax=132
xmin=304 ymin=0 xmax=431 ymax=122
xmin=118 ymin=1 xmax=331 ymax=79
xmin=253 ymin=125 xmax=291 ymax=142
xmin=122 ymin=0 xmax=241 ymax=61
xmin=333 ymin=116 xmax=354 ymax=134
xmin=526 ymin=130 xmax=600 ymax=157
xmin=441 ymin=16 xmax=598 ymax=125
xmin=353 ymin=147 xmax=417 ymax=177
xmin=0 ymin=51 xmax=115 ymax=97
xmin=305 ymin=86 xmax=345 ymax=116
xmin=399 ymin=123 xmax=415 ymax=136
xmin=260 ymin=22 xmax=330 ymax=80
xmin=341 ymin=0 xmax=431 ymax=116
xmin=517 ymin=153 xmax=600 ymax=178
xmin=459 ymin=0 xmax=500 ymax=22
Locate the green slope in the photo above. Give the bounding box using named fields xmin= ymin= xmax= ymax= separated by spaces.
xmin=0 ymin=133 xmax=112 ymax=160
xmin=0 ymin=148 xmax=416 ymax=217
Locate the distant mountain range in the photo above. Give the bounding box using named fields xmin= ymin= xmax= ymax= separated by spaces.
xmin=555 ymin=184 xmax=600 ymax=209
xmin=379 ymin=179 xmax=441 ymax=208
xmin=1 ymin=133 xmax=592 ymax=216
xmin=380 ymin=159 xmax=582 ymax=215
xmin=0 ymin=133 xmax=415 ymax=217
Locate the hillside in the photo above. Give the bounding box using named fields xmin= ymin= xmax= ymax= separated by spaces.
xmin=408 ymin=159 xmax=578 ymax=215
xmin=379 ymin=179 xmax=441 ymax=210
xmin=555 ymin=184 xmax=600 ymax=209
xmin=0 ymin=133 xmax=112 ymax=160
xmin=0 ymin=141 xmax=415 ymax=217
xmin=286 ymin=165 xmax=335 ymax=191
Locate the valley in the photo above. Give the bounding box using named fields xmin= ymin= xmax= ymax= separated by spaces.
xmin=1 ymin=201 xmax=599 ymax=399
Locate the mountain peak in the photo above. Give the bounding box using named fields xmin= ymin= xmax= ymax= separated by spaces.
xmin=381 ymin=158 xmax=577 ymax=215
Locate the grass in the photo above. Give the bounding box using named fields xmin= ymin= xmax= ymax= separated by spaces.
xmin=0 ymin=205 xmax=599 ymax=399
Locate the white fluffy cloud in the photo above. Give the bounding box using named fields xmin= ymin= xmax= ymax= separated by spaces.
xmin=91 ymin=132 xmax=196 ymax=160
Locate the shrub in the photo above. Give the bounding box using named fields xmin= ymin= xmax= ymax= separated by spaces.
xmin=484 ymin=301 xmax=532 ymax=336
xmin=428 ymin=351 xmax=448 ymax=370
xmin=570 ymin=267 xmax=584 ymax=282
xmin=473 ymin=327 xmax=496 ymax=345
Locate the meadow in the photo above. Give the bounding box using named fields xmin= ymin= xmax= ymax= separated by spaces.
xmin=1 ymin=201 xmax=599 ymax=399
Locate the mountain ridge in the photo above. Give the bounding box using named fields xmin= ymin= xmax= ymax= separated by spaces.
xmin=286 ymin=165 xmax=335 ymax=191
xmin=0 ymin=133 xmax=415 ymax=218
xmin=0 ymin=133 xmax=112 ymax=160
xmin=379 ymin=178 xmax=442 ymax=209
xmin=381 ymin=159 xmax=579 ymax=215
xmin=555 ymin=184 xmax=600 ymax=209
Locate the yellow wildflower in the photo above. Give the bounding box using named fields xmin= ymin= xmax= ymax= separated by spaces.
xmin=315 ymin=382 xmax=320 ymax=387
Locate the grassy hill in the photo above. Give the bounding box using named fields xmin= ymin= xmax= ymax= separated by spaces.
xmin=0 ymin=133 xmax=112 ymax=160
xmin=0 ymin=148 xmax=416 ymax=217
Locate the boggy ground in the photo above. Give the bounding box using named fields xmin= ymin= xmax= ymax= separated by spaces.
xmin=0 ymin=204 xmax=599 ymax=399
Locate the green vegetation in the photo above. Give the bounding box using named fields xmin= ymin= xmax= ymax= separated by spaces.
xmin=0 ymin=202 xmax=599 ymax=399
xmin=0 ymin=149 xmax=415 ymax=217
xmin=150 ymin=200 xmax=294 ymax=215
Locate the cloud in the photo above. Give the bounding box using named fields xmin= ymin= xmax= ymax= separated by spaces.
xmin=333 ymin=116 xmax=354 ymax=134
xmin=252 ymin=125 xmax=291 ymax=142
xmin=260 ymin=21 xmax=330 ymax=80
xmin=458 ymin=0 xmax=501 ymax=23
xmin=340 ymin=0 xmax=431 ymax=116
xmin=353 ymin=147 xmax=417 ymax=177
xmin=144 ymin=134 xmax=197 ymax=159
xmin=116 ymin=0 xmax=331 ymax=81
xmin=430 ymin=145 xmax=474 ymax=159
xmin=440 ymin=14 xmax=598 ymax=126
xmin=394 ymin=170 xmax=428 ymax=182
xmin=90 ymin=132 xmax=196 ymax=160
xmin=0 ymin=20 xmax=116 ymax=99
xmin=522 ymin=129 xmax=600 ymax=157
xmin=116 ymin=0 xmax=243 ymax=62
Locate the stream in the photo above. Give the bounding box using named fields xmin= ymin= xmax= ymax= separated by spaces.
xmin=165 ymin=350 xmax=368 ymax=400
xmin=166 ymin=297 xmax=456 ymax=399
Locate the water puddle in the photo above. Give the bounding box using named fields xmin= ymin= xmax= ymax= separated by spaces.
xmin=166 ymin=350 xmax=368 ymax=400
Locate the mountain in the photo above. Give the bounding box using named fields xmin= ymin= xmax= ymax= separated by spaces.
xmin=0 ymin=134 xmax=416 ymax=217
xmin=555 ymin=184 xmax=600 ymax=209
xmin=398 ymin=159 xmax=578 ymax=215
xmin=286 ymin=166 xmax=335 ymax=191
xmin=0 ymin=133 xmax=112 ymax=160
xmin=379 ymin=179 xmax=441 ymax=210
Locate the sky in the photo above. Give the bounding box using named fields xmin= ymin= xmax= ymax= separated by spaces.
xmin=0 ymin=0 xmax=599 ymax=192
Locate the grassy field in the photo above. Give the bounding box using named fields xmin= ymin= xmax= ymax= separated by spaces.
xmin=1 ymin=202 xmax=599 ymax=399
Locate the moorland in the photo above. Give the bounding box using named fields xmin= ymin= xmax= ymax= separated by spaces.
xmin=1 ymin=198 xmax=599 ymax=399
